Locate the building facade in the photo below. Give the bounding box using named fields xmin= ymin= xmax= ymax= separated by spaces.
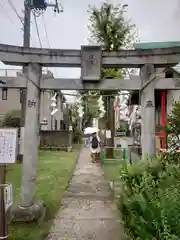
xmin=0 ymin=69 xmax=66 ymax=130
xmin=0 ymin=87 xmax=65 ymax=130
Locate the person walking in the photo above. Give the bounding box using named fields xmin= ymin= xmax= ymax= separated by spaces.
xmin=90 ymin=132 xmax=101 ymax=163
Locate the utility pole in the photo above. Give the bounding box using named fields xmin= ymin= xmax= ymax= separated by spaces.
xmin=19 ymin=0 xmax=63 ymax=162
xmin=19 ymin=1 xmax=31 ymax=162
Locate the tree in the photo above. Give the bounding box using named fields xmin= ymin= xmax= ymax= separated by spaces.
xmin=82 ymin=91 xmax=99 ymax=128
xmin=88 ymin=3 xmax=135 ymax=50
xmin=166 ymin=100 xmax=180 ymax=149
xmin=1 ymin=110 xmax=21 ymax=128
xmin=88 ymin=2 xmax=136 ymax=157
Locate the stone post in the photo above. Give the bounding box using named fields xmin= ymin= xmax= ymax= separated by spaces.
xmin=12 ymin=63 xmax=45 ymax=222
xmin=140 ymin=65 xmax=156 ymax=160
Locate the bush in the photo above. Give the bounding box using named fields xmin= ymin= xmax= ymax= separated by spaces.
xmin=166 ymin=100 xmax=180 ymax=150
xmin=118 ymin=158 xmax=180 ymax=239
xmin=117 ymin=100 xmax=180 ymax=239
xmin=1 ymin=110 xmax=21 ymax=128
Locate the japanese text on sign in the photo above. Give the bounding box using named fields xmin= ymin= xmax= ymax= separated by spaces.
xmin=0 ymin=128 xmax=17 ymax=164
xmin=27 ymin=100 xmax=36 ymax=108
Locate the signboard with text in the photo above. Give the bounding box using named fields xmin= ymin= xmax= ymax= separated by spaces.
xmin=0 ymin=128 xmax=18 ymax=164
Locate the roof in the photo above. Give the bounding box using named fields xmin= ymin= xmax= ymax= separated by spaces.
xmin=134 ymin=41 xmax=180 ymax=75
xmin=134 ymin=41 xmax=180 ymax=49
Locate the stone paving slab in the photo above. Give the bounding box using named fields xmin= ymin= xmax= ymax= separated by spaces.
xmin=58 ymin=198 xmax=117 ymax=219
xmin=48 ymin=219 xmax=122 ymax=240
xmin=65 ymin=175 xmax=112 ymax=199
xmin=74 ymin=164 xmax=102 ymax=176
xmin=47 ymin=148 xmax=125 ymax=240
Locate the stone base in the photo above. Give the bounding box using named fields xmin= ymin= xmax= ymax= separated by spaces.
xmin=11 ymin=200 xmax=46 ymax=222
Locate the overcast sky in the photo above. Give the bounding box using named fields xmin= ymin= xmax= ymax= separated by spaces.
xmin=0 ymin=0 xmax=180 ymax=101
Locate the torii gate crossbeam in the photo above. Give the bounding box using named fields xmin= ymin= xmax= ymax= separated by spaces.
xmin=1 ymin=43 xmax=180 ymax=67
xmin=1 ymin=75 xmax=180 ymax=90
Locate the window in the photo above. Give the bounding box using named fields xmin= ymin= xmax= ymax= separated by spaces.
xmin=2 ymin=88 xmax=7 ymax=100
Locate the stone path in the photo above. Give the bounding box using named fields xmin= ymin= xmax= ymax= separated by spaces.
xmin=47 ymin=148 xmax=125 ymax=240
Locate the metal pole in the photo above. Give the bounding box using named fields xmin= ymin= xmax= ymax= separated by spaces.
xmin=0 ymin=165 xmax=7 ymax=239
xmin=19 ymin=1 xmax=31 ymax=162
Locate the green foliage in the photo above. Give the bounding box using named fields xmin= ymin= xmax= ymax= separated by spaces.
xmin=116 ymin=99 xmax=180 ymax=239
xmin=83 ymin=91 xmax=99 ymax=118
xmin=1 ymin=110 xmax=21 ymax=128
xmin=166 ymin=100 xmax=180 ymax=149
xmin=88 ymin=2 xmax=136 ymax=50
xmin=79 ymin=91 xmax=99 ymax=127
xmin=87 ymin=1 xmax=137 ymax=125
xmin=88 ymin=1 xmax=136 ymax=80
xmin=118 ymin=155 xmax=180 ymax=239
xmin=117 ymin=120 xmax=129 ymax=132
xmin=159 ymin=150 xmax=180 ymax=165
xmin=102 ymin=68 xmax=123 ymax=79
xmin=72 ymin=123 xmax=82 ymax=143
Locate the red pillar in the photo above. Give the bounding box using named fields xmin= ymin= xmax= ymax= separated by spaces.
xmin=160 ymin=91 xmax=166 ymax=149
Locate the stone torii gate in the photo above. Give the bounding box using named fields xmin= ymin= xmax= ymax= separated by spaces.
xmin=0 ymin=43 xmax=180 ymax=220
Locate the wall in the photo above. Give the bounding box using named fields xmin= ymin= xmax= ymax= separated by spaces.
xmin=0 ymin=88 xmax=20 ymax=119
xmin=40 ymin=130 xmax=70 ymax=147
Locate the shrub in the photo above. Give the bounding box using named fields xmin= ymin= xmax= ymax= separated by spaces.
xmin=117 ymin=100 xmax=180 ymax=239
xmin=166 ymin=100 xmax=180 ymax=150
xmin=1 ymin=110 xmax=21 ymax=128
xmin=118 ymin=159 xmax=180 ymax=239
xmin=158 ymin=150 xmax=180 ymax=165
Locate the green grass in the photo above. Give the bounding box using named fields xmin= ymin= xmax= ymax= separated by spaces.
xmin=102 ymin=149 xmax=124 ymax=182
xmin=7 ymin=147 xmax=80 ymax=240
xmin=103 ymin=162 xmax=122 ymax=182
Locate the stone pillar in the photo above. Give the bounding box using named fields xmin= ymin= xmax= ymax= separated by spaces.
xmin=140 ymin=65 xmax=156 ymax=160
xmin=12 ymin=63 xmax=45 ymax=222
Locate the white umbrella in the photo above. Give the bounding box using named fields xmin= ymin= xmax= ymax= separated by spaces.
xmin=84 ymin=127 xmax=99 ymax=135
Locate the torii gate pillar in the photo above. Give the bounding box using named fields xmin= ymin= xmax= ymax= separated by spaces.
xmin=12 ymin=63 xmax=45 ymax=221
xmin=140 ymin=64 xmax=156 ymax=159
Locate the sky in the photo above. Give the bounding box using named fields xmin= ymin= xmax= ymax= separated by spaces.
xmin=0 ymin=0 xmax=180 ymax=102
